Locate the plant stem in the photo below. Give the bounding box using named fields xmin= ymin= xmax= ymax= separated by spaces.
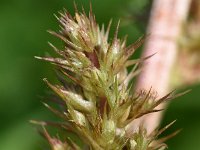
xmin=133 ymin=0 xmax=192 ymax=134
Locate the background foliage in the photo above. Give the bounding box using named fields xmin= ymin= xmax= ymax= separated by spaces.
xmin=0 ymin=0 xmax=199 ymax=149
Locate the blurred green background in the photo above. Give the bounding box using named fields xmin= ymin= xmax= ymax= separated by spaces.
xmin=0 ymin=0 xmax=200 ymax=149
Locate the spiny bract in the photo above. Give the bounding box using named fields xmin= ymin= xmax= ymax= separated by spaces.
xmin=34 ymin=5 xmax=186 ymax=150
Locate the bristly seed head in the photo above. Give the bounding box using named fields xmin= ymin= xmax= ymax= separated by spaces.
xmin=33 ymin=4 xmax=188 ymax=150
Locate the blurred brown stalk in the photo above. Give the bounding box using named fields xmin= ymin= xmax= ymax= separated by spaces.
xmin=133 ymin=0 xmax=192 ymax=134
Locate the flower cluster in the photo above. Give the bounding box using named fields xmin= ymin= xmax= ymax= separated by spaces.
xmin=34 ymin=5 xmax=187 ymax=150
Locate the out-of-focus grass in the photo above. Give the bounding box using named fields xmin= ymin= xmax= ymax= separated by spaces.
xmin=0 ymin=0 xmax=199 ymax=149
